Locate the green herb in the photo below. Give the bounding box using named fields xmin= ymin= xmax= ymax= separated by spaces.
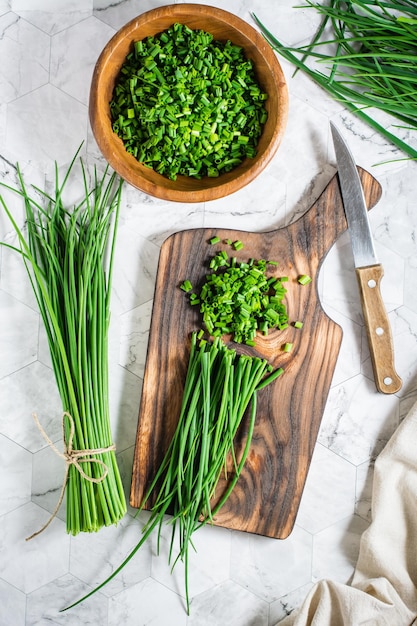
xmin=232 ymin=239 xmax=244 ymax=251
xmin=256 ymin=365 xmax=284 ymax=389
xmin=0 ymin=148 xmax=126 ymax=535
xmin=62 ymin=332 xmax=283 ymax=614
xmin=294 ymin=320 xmax=304 ymax=329
xmin=184 ymin=252 xmax=289 ymax=344
xmin=209 ymin=235 xmax=221 ymax=245
xmin=253 ymin=0 xmax=417 ymax=160
xmin=110 ymin=22 xmax=268 ymax=180
xmin=283 ymin=342 xmax=293 ymax=353
xmin=180 ymin=279 xmax=193 ymax=292
xmin=298 ymin=274 xmax=312 ymax=285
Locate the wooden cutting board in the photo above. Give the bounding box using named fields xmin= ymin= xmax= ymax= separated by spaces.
xmin=130 ymin=168 xmax=382 ymax=539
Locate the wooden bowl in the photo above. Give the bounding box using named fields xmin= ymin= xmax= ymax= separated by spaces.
xmin=89 ymin=4 xmax=289 ymax=203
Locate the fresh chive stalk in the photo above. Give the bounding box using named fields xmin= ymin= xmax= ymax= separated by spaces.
xmin=0 ymin=148 xmax=127 ymax=535
xmin=62 ymin=332 xmax=283 ymax=614
xmin=253 ymin=0 xmax=417 ymax=160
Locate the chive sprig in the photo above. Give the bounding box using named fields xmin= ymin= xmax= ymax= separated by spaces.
xmin=253 ymin=0 xmax=417 ymax=160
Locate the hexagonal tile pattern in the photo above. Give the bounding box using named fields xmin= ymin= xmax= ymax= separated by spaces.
xmin=0 ymin=578 xmax=26 ymax=626
xmin=119 ymin=299 xmax=153 ymax=380
xmin=0 ymin=0 xmax=10 ymax=17
xmin=296 ymin=443 xmax=356 ymax=535
xmin=318 ymin=374 xmax=400 ymax=465
xmin=15 ymin=0 xmax=93 ymax=35
xmin=70 ymin=514 xmax=152 ymax=597
xmin=1 ymin=2 xmax=417 ymax=625
xmin=0 ymin=291 xmax=38 ymax=379
xmin=0 ymin=237 xmax=38 ymax=311
xmin=400 ymin=391 xmax=417 ymax=423
xmin=50 ymin=17 xmax=115 ymax=106
xmin=108 ymin=362 xmax=142 ymax=453
xmin=189 ymin=579 xmax=269 ymax=626
xmin=404 ymin=256 xmax=417 ymax=315
xmin=387 ymin=306 xmax=417 ymax=396
xmin=0 ymin=360 xmax=62 ymax=452
xmin=26 ymin=573 xmax=108 ymax=625
xmin=355 ymin=460 xmax=374 ymax=522
xmin=112 ymin=225 xmax=160 ymax=313
xmin=0 ymin=434 xmax=32 ymax=515
xmin=269 ymin=582 xmax=315 ymax=625
xmin=231 ymin=525 xmax=312 ymax=602
xmin=372 ymin=165 xmax=417 ymax=260
xmin=93 ymin=0 xmax=168 ymax=30
xmin=32 ymin=441 xmax=67 ymax=522
xmin=317 ymin=302 xmax=362 ymax=387
xmin=0 ymin=502 xmax=69 ymax=593
xmin=203 ymin=159 xmax=288 ymax=232
xmin=0 ymin=157 xmax=45 ymax=239
xmin=0 ymin=13 xmax=49 ymax=104
xmin=119 ymin=187 xmax=205 ymax=248
xmin=312 ymin=515 xmax=370 ymax=584
xmin=5 ymin=84 xmax=87 ymax=167
xmin=108 ymin=577 xmax=187 ymax=625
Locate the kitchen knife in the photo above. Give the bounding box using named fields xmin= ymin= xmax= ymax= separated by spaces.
xmin=330 ymin=122 xmax=402 ymax=394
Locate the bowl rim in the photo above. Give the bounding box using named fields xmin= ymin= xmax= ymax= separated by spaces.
xmin=89 ymin=3 xmax=289 ymax=203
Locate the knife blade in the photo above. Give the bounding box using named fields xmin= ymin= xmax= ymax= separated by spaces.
xmin=330 ymin=122 xmax=402 ymax=394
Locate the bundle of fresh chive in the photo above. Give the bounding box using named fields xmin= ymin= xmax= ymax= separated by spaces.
xmin=63 ymin=332 xmax=283 ymax=614
xmin=253 ymin=0 xmax=417 ymax=160
xmin=110 ymin=22 xmax=268 ymax=180
xmin=0 ymin=149 xmax=127 ymax=535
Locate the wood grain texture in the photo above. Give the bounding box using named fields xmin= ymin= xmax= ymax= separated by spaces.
xmin=130 ymin=167 xmax=382 ymax=539
xmin=356 ymin=264 xmax=402 ymax=394
xmin=89 ymin=4 xmax=288 ymax=202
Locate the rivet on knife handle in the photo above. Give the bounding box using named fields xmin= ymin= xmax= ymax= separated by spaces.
xmin=355 ymin=264 xmax=402 ymax=394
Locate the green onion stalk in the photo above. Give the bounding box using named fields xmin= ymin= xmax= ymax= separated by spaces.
xmin=63 ymin=332 xmax=283 ymax=614
xmin=253 ymin=0 xmax=417 ymax=160
xmin=0 ymin=147 xmax=127 ymax=535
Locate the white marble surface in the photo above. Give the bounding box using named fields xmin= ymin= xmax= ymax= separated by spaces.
xmin=1 ymin=1 xmax=416 ymax=625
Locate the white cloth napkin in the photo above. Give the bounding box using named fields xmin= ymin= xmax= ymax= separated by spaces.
xmin=278 ymin=401 xmax=417 ymax=626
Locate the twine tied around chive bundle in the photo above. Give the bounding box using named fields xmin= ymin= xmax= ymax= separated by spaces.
xmin=26 ymin=411 xmax=116 ymax=541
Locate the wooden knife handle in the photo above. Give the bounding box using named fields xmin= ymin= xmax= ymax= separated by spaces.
xmin=356 ymin=265 xmax=402 ymax=394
